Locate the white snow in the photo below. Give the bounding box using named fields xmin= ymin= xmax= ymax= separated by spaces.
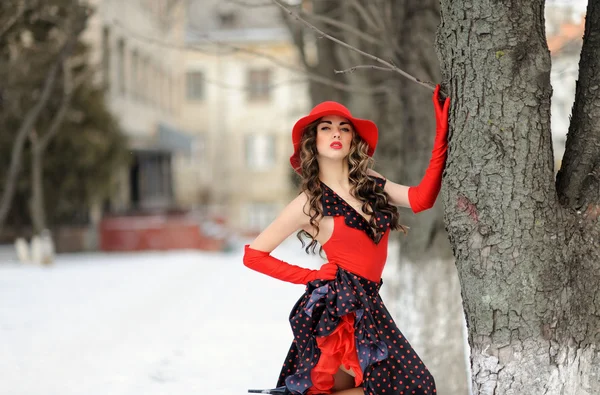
xmin=0 ymin=239 xmax=327 ymax=395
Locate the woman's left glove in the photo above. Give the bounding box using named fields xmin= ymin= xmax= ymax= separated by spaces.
xmin=243 ymin=244 xmax=336 ymax=285
xmin=408 ymin=84 xmax=451 ymax=213
xmin=307 ymin=262 xmax=338 ymax=283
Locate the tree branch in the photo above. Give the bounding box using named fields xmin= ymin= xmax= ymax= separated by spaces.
xmin=334 ymin=64 xmax=395 ymax=74
xmin=271 ymin=0 xmax=434 ymax=91
xmin=348 ymin=0 xmax=381 ymax=33
xmin=114 ymin=19 xmax=386 ymax=95
xmin=38 ymin=60 xmax=93 ymax=150
xmin=298 ymin=8 xmax=382 ymax=47
xmin=0 ymin=3 xmax=87 ymax=232
xmin=556 ymin=0 xmax=600 ymax=210
xmin=0 ymin=0 xmax=28 ymax=40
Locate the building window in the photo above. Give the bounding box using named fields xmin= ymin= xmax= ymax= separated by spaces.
xmin=131 ymin=50 xmax=139 ymax=99
xmin=130 ymin=151 xmax=173 ymax=209
xmin=186 ymin=71 xmax=205 ymax=101
xmin=219 ymin=11 xmax=237 ymax=28
xmin=246 ymin=203 xmax=278 ymax=232
xmin=102 ymin=26 xmax=110 ymax=90
xmin=247 ymin=69 xmax=271 ymax=101
xmin=116 ymin=38 xmax=126 ymax=95
xmin=160 ymin=71 xmax=167 ymax=110
xmin=140 ymin=56 xmax=148 ymax=102
xmin=167 ymin=74 xmax=173 ymax=112
xmin=245 ymin=134 xmax=276 ymax=171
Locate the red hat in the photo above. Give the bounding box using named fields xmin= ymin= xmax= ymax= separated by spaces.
xmin=289 ymin=101 xmax=378 ymax=174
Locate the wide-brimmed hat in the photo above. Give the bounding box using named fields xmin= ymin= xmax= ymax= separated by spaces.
xmin=289 ymin=101 xmax=378 ymax=174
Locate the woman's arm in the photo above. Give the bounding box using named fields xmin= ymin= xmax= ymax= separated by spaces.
xmin=367 ymin=85 xmax=450 ymax=213
xmin=248 ymin=191 xmax=311 ymax=253
xmin=243 ymin=192 xmax=337 ymax=284
xmin=367 ymin=168 xmax=411 ymax=208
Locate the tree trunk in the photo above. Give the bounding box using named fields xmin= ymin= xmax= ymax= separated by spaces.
xmin=0 ymin=16 xmax=81 ymax=234
xmin=0 ymin=55 xmax=62 ymax=233
xmin=436 ymin=0 xmax=600 ymax=393
xmin=29 ymin=134 xmax=47 ymax=234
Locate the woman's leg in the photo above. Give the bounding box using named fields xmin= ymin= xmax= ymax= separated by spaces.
xmin=331 ymin=388 xmax=363 ymax=395
xmin=331 ymin=368 xmax=355 ymax=391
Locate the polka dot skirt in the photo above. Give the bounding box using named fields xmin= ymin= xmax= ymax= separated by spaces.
xmin=276 ymin=268 xmax=437 ymax=395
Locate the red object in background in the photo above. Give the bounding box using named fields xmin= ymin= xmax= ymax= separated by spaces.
xmin=99 ymin=214 xmax=226 ymax=252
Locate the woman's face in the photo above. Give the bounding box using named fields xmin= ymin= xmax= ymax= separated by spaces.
xmin=315 ymin=115 xmax=355 ymax=162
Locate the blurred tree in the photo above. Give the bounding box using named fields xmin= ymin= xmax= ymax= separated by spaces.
xmin=435 ymin=1 xmax=600 ymax=394
xmin=0 ymin=0 xmax=128 ymax=237
xmin=280 ymin=1 xmax=467 ymax=394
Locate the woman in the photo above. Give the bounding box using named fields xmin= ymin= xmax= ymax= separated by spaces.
xmin=243 ymin=85 xmax=450 ymax=395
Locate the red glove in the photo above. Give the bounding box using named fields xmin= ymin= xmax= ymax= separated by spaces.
xmin=243 ymin=244 xmax=338 ymax=285
xmin=408 ymin=84 xmax=450 ymax=213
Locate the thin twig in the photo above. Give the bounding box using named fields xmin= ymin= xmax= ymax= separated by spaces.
xmin=113 ymin=19 xmax=386 ymax=95
xmin=299 ymin=9 xmax=382 ymax=46
xmin=38 ymin=62 xmax=93 ymax=150
xmin=348 ymin=0 xmax=381 ymax=34
xmin=224 ymin=0 xmax=273 ymax=7
xmin=112 ymin=19 xmax=235 ymax=55
xmin=0 ymin=0 xmax=28 ymax=39
xmin=334 ymin=65 xmax=394 ymax=74
xmin=271 ymin=0 xmax=434 ymax=91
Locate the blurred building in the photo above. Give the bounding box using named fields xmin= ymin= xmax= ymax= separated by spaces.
xmin=184 ymin=0 xmax=309 ymax=235
xmin=83 ymin=0 xmax=202 ymax=212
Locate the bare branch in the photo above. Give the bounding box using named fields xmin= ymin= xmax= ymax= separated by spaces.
xmin=348 ymin=0 xmax=381 ymax=33
xmin=193 ymin=35 xmax=386 ymax=94
xmin=299 ymin=9 xmax=382 ymax=46
xmin=113 ymin=19 xmax=386 ymax=94
xmin=334 ymin=65 xmax=394 ymax=74
xmin=38 ymin=60 xmax=93 ymax=150
xmin=271 ymin=0 xmax=434 ymax=91
xmin=224 ymin=0 xmax=273 ymax=6
xmin=0 ymin=0 xmax=28 ymax=39
xmin=111 ymin=19 xmax=235 ymax=55
xmin=556 ymin=0 xmax=600 ymax=209
xmin=0 ymin=32 xmax=79 ymax=230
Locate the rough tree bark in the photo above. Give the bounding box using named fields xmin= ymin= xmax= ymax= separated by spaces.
xmin=437 ymin=0 xmax=600 ymax=393
xmin=281 ymin=1 xmax=468 ymax=394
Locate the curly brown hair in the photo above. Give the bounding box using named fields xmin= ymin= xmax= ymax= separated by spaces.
xmin=295 ymin=118 xmax=407 ymax=256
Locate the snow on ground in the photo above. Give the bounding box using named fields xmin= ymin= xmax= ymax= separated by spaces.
xmin=0 ymin=238 xmax=329 ymax=395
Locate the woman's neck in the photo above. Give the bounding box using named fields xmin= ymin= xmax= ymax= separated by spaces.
xmin=318 ymin=160 xmax=351 ymax=190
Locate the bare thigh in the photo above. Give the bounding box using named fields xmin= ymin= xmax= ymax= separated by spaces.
xmin=331 ymin=368 xmax=358 ymax=392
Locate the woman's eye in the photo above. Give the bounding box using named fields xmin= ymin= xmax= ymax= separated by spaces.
xmin=342 ymin=128 xmax=350 ymax=132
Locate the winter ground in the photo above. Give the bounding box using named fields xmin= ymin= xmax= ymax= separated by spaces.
xmin=0 ymin=238 xmax=352 ymax=395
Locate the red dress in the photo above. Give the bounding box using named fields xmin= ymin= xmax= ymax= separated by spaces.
xmin=276 ymin=176 xmax=437 ymax=395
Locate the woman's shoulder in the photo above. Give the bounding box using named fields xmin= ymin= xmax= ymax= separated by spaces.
xmin=289 ymin=190 xmax=320 ymax=227
xmin=366 ymin=169 xmax=387 ymax=188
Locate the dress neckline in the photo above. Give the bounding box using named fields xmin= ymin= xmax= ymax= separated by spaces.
xmin=318 ymin=176 xmax=390 ymax=244
xmin=319 ymin=179 xmax=383 ymax=237
xmin=319 ymin=180 xmax=374 ymax=223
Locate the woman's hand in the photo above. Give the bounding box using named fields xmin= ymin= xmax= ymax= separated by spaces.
xmin=433 ymin=85 xmax=451 ymax=144
xmin=312 ymin=262 xmax=338 ymax=282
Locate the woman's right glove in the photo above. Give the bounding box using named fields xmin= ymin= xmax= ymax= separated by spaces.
xmin=243 ymin=244 xmax=338 ymax=285
xmin=407 ymin=84 xmax=450 ymax=213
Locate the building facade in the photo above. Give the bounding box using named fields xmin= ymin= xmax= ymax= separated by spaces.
xmin=184 ymin=0 xmax=310 ymax=235
xmin=84 ymin=0 xmax=202 ymax=212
